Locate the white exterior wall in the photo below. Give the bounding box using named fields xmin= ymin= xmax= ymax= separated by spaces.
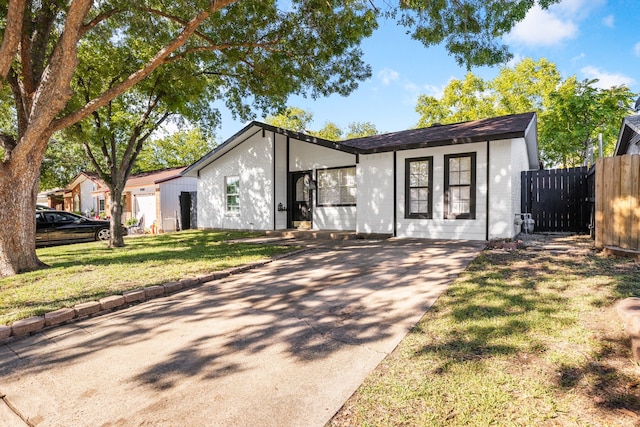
xmin=158 ymin=176 xmax=197 ymax=232
xmin=198 ymin=132 xmax=274 ymax=231
xmin=289 ymin=139 xmax=357 ymax=230
xmin=356 ymin=152 xmax=395 ymax=234
xmin=509 ymin=137 xmax=532 ymax=236
xmin=395 ymin=143 xmax=489 ymax=240
xmin=358 ymin=140 xmax=530 ymax=241
xmin=487 ymin=139 xmax=520 ymax=240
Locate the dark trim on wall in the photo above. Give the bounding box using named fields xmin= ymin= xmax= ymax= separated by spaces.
xmin=286 ymin=136 xmax=291 ymax=228
xmin=486 ymin=141 xmax=490 ymax=241
xmin=273 ymin=131 xmax=277 ymax=231
xmin=404 ymin=156 xmax=434 ymax=219
xmin=393 ymin=151 xmax=397 ymax=237
xmin=444 ymin=152 xmax=477 ymax=220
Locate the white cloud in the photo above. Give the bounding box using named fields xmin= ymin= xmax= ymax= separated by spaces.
xmin=378 ymin=68 xmax=399 ymax=85
xmin=571 ymin=52 xmax=586 ymax=62
xmin=602 ymin=14 xmax=614 ymax=28
xmin=634 ymin=42 xmax=640 ymax=57
xmin=421 ymin=84 xmax=444 ymax=99
xmin=555 ymin=0 xmax=605 ymax=18
xmin=580 ymin=66 xmax=635 ymax=88
xmin=506 ymin=5 xmax=578 ymax=46
xmin=506 ymin=53 xmax=524 ymax=68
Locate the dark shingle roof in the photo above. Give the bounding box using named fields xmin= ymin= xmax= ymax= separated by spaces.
xmin=614 ymin=115 xmax=640 ymax=156
xmin=341 ymin=112 xmax=536 ymax=153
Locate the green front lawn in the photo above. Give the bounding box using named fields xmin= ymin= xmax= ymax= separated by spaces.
xmin=331 ymin=239 xmax=640 ymax=426
xmin=0 ymin=230 xmax=295 ymax=325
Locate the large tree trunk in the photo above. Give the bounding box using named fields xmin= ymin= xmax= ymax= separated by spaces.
xmin=0 ymin=156 xmax=46 ymax=277
xmin=108 ymin=186 xmax=125 ymax=248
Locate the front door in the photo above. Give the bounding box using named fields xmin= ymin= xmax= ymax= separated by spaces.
xmin=289 ymin=171 xmax=312 ymax=228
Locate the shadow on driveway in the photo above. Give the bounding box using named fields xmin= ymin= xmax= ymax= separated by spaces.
xmin=0 ymin=238 xmax=483 ymax=427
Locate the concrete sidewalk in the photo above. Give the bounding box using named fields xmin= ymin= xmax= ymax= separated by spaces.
xmin=0 ymin=238 xmax=483 ymax=427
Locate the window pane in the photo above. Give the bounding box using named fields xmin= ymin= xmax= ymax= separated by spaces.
xmin=459 ymin=156 xmax=471 ymax=171
xmin=450 ymin=172 xmax=460 ymax=185
xmin=459 ymin=171 xmax=471 ymax=185
xmin=318 ymin=167 xmax=356 ymax=205
xmin=450 ymin=157 xmax=460 ymax=172
xmin=226 ymin=176 xmax=240 ymax=212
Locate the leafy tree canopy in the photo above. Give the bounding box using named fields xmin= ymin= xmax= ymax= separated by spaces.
xmin=134 ymin=127 xmax=216 ymax=173
xmin=266 ymin=107 xmax=378 ymax=141
xmin=414 ymin=58 xmax=637 ymax=167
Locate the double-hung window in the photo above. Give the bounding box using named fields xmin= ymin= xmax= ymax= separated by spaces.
xmin=317 ymin=166 xmax=356 ymax=206
xmin=225 ymin=176 xmax=240 ymax=214
xmin=444 ymin=153 xmax=476 ymax=219
xmin=405 ymin=157 xmax=433 ymax=219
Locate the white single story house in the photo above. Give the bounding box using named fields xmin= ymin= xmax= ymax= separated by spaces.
xmin=182 ymin=112 xmax=539 ymax=241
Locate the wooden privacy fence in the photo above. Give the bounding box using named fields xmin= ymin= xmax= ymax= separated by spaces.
xmin=521 ymin=167 xmax=591 ymax=233
xmin=595 ymin=154 xmax=640 ymax=251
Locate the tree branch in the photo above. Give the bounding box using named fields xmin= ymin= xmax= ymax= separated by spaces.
xmin=0 ymin=0 xmax=25 ymax=87
xmin=50 ymin=0 xmax=239 ymax=134
xmin=80 ymin=8 xmax=123 ymax=37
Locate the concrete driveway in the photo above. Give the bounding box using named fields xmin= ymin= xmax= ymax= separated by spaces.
xmin=0 ymin=238 xmax=483 ymax=427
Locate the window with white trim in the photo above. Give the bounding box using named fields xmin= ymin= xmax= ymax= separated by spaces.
xmin=317 ymin=166 xmax=356 ymax=206
xmin=225 ymin=176 xmax=240 ymax=214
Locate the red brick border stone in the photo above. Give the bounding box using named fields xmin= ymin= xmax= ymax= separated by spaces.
xmin=144 ymin=285 xmax=165 ymax=299
xmin=74 ymin=301 xmax=101 ymax=317
xmin=123 ymin=289 xmax=145 ymax=303
xmin=163 ymin=281 xmax=183 ymax=294
xmin=0 ymin=325 xmax=11 ymax=339
xmin=45 ymin=308 xmax=75 ymax=327
xmin=11 ymin=316 xmax=45 ymax=337
xmin=100 ymin=295 xmax=125 ymax=310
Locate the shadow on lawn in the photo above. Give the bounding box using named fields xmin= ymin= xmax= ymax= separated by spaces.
xmin=37 ymin=230 xmax=279 ymax=269
xmin=412 ymin=247 xmax=640 ymax=418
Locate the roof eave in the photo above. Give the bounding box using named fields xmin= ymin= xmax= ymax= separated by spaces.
xmin=355 ymin=131 xmax=526 ymax=154
xmin=182 ymin=121 xmax=358 ymax=177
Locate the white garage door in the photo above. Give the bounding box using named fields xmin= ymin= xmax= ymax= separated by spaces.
xmin=135 ymin=194 xmax=156 ymax=229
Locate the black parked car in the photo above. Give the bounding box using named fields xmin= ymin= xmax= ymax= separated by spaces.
xmin=36 ymin=210 xmax=119 ymax=246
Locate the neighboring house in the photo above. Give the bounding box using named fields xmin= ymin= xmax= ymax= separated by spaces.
xmin=183 ymin=112 xmax=539 ymax=241
xmin=37 ymin=188 xmax=64 ymax=210
xmin=63 ymin=172 xmax=106 ymax=214
xmin=614 ymin=115 xmax=640 ymax=156
xmin=120 ymin=167 xmax=197 ymax=232
xmin=61 ymin=167 xmax=196 ymax=232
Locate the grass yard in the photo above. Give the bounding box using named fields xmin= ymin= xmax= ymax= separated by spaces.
xmin=331 ymin=235 xmax=640 ymax=426
xmin=0 ymin=230 xmax=295 ymax=325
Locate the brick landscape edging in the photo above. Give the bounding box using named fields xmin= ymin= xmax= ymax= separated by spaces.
xmin=1 ymin=247 xmax=310 ymax=343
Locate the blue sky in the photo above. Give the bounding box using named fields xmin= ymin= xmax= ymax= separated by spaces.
xmin=214 ymin=0 xmax=640 ymax=141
